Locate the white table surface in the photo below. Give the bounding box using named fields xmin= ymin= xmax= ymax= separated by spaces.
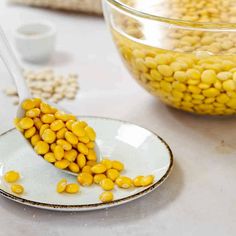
xmin=0 ymin=2 xmax=235 ymax=236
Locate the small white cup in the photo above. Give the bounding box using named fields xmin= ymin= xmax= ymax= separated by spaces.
xmin=14 ymin=21 xmax=57 ymax=63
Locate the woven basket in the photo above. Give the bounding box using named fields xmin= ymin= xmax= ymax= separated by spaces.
xmin=9 ymin=0 xmax=103 ymax=15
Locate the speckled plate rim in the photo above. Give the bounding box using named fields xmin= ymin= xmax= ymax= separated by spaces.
xmin=0 ymin=116 xmax=174 ymax=211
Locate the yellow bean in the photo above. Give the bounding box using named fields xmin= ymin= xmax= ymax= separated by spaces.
xmin=78 ymin=136 xmax=90 ymax=144
xmin=56 ymin=127 xmax=68 ymax=139
xmin=71 ymin=121 xmax=86 ymax=137
xmin=44 ymin=152 xmax=56 ymax=163
xmin=54 ymin=145 xmax=65 ymax=160
xmin=31 ymin=134 xmax=41 ymax=146
xmin=18 ymin=117 xmax=34 ymax=129
xmin=57 ymin=139 xmax=72 ymax=151
xmin=40 ymin=102 xmax=56 ymax=114
xmin=24 ymin=126 xmax=36 ymax=139
xmin=65 ymin=183 xmax=79 ymax=194
xmin=91 ymin=164 xmax=107 ymax=174
xmin=100 ymin=178 xmax=114 ymax=191
xmin=141 ymin=175 xmax=154 ymax=187
xmin=34 ymin=141 xmax=49 ymax=154
xmin=55 ymin=159 xmax=70 ymax=169
xmin=11 ymin=184 xmax=24 ymax=195
xmin=133 ymin=176 xmax=144 ymax=187
xmin=87 ymin=142 xmax=95 ymax=149
xmin=56 ymin=178 xmax=67 ymax=193
xmin=85 ymin=126 xmax=96 ymax=141
xmin=26 ymin=108 xmax=41 ymax=118
xmin=33 ymin=117 xmax=43 ymax=130
xmin=101 ymin=159 xmax=112 ymax=170
xmin=64 ymin=149 xmax=77 ymax=162
xmin=77 ymin=143 xmax=89 ymax=155
xmin=50 ymin=143 xmax=56 ymax=152
xmin=41 ymin=114 xmax=55 ymax=124
xmin=4 ymin=171 xmax=20 ymax=183
xmin=40 ymin=124 xmax=49 ymax=136
xmin=82 ymin=165 xmax=92 ymax=174
xmin=55 ymin=111 xmax=75 ymax=122
xmin=66 ymin=120 xmax=75 ymax=131
xmin=76 ymin=154 xmax=86 ymax=168
xmin=65 ymin=131 xmax=78 ymax=145
xmin=77 ymin=173 xmax=93 ymax=186
xmin=94 ymin=174 xmax=106 ymax=184
xmin=99 ymin=191 xmax=113 ymax=203
xmin=50 ymin=120 xmax=65 ymax=131
xmin=22 ymin=99 xmax=35 ymax=110
xmin=106 ymin=169 xmax=120 ymax=181
xmin=115 ymin=176 xmax=133 ymax=189
xmin=42 ymin=128 xmax=56 ymax=144
xmin=112 ymin=160 xmax=124 ymax=172
xmin=201 ymin=70 xmax=217 ymax=84
xmin=86 ymin=149 xmax=97 ymax=161
xmin=33 ymin=98 xmax=41 ymax=108
xmin=68 ymin=163 xmax=80 ymax=173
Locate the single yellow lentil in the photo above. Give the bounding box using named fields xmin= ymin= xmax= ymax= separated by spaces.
xmin=19 ymin=117 xmax=34 ymax=130
xmin=77 ymin=173 xmax=93 ymax=186
xmin=55 ymin=159 xmax=70 ymax=169
xmin=65 ymin=183 xmax=79 ymax=194
xmin=106 ymin=169 xmax=120 ymax=181
xmin=21 ymin=99 xmax=35 ymax=110
xmin=24 ymin=126 xmax=36 ymax=139
xmin=42 ymin=128 xmax=56 ymax=144
xmin=64 ymin=149 xmax=77 ymax=162
xmin=77 ymin=143 xmax=89 ymax=155
xmin=101 ymin=159 xmax=112 ymax=170
xmin=11 ymin=184 xmax=24 ymax=195
xmin=4 ymin=171 xmax=20 ymax=183
xmin=76 ymin=154 xmax=86 ymax=168
xmin=56 ymin=139 xmax=72 ymax=151
xmin=112 ymin=161 xmax=124 ymax=172
xmin=141 ymin=175 xmax=155 ymax=187
xmin=56 ymin=178 xmax=67 ymax=193
xmin=115 ymin=176 xmax=133 ymax=189
xmin=31 ymin=134 xmax=41 ymax=146
xmin=91 ymin=164 xmax=107 ymax=174
xmin=65 ymin=131 xmax=78 ymax=145
xmin=100 ymin=178 xmax=115 ymax=191
xmin=44 ymin=152 xmax=56 ymax=163
xmin=41 ymin=114 xmax=55 ymax=124
xmin=54 ymin=145 xmax=65 ymax=160
xmin=68 ymin=163 xmax=80 ymax=173
xmin=50 ymin=120 xmax=65 ymax=131
xmin=99 ymin=191 xmax=114 ymax=203
xmin=133 ymin=176 xmax=144 ymax=187
xmin=94 ymin=174 xmax=106 ymax=184
xmin=34 ymin=141 xmax=49 ymax=154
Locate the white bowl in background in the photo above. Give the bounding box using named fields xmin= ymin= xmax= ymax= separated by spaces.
xmin=13 ymin=21 xmax=57 ymax=63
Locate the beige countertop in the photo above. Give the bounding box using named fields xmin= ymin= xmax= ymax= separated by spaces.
xmin=0 ymin=2 xmax=235 ymax=236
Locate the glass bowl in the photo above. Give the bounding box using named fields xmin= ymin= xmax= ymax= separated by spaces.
xmin=103 ymin=0 xmax=236 ymax=115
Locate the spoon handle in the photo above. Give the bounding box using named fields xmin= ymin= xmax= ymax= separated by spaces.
xmin=0 ymin=26 xmax=30 ymax=101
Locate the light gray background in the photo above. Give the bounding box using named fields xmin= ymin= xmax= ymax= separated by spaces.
xmin=0 ymin=2 xmax=235 ymax=236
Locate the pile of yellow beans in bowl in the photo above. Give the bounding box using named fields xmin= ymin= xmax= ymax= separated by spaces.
xmin=14 ymin=98 xmax=154 ymax=203
xmin=104 ymin=0 xmax=236 ymax=115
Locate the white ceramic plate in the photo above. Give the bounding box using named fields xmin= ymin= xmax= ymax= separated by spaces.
xmin=0 ymin=117 xmax=173 ymax=211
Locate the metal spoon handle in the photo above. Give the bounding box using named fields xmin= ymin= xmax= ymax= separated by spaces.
xmin=0 ymin=26 xmax=30 ymax=101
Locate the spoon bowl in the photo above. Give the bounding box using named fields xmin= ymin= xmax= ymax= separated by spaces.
xmin=0 ymin=26 xmax=101 ymax=176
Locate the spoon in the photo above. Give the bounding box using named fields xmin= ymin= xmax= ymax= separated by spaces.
xmin=0 ymin=26 xmax=101 ymax=176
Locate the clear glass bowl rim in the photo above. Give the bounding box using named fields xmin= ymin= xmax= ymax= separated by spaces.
xmin=104 ymin=0 xmax=236 ymax=30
